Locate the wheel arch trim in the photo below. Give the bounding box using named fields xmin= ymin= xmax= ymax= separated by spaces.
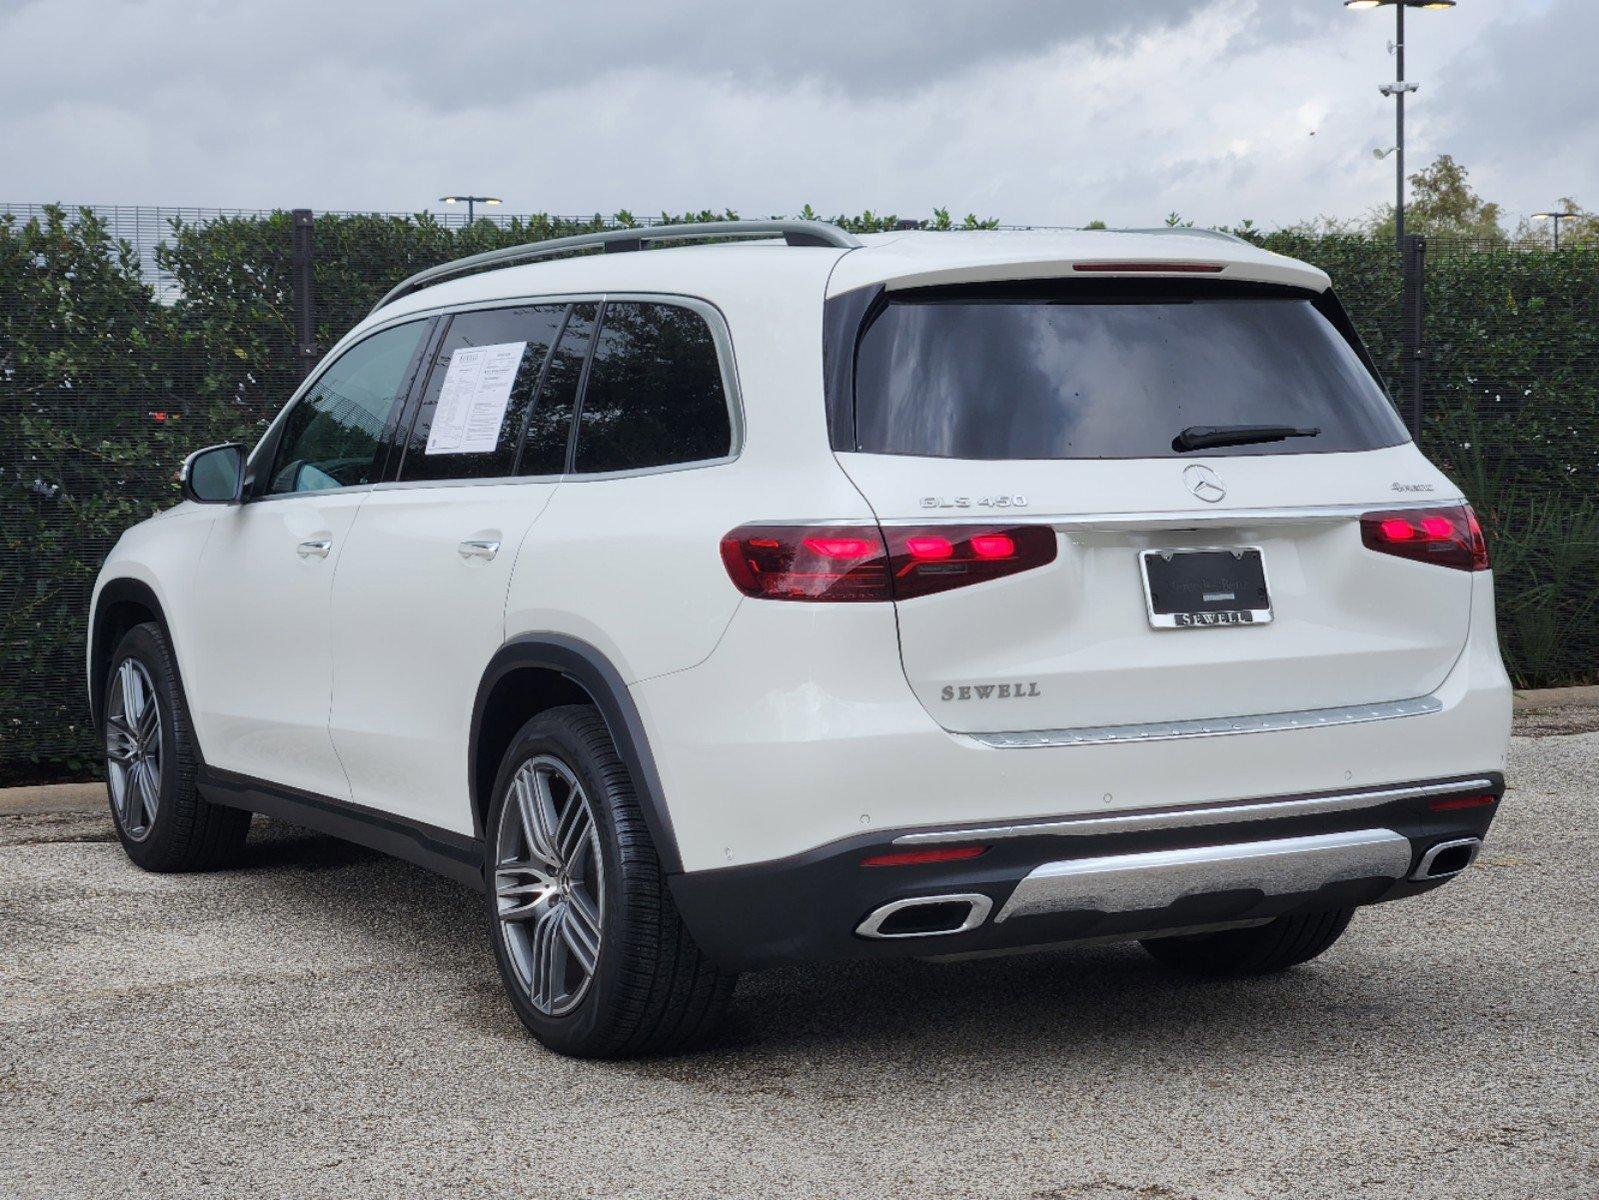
xmin=89 ymin=576 xmax=176 ymax=736
xmin=470 ymin=634 xmax=683 ymax=874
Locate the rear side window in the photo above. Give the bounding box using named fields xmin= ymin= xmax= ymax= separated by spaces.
xmin=269 ymin=320 xmax=427 ymax=494
xmin=852 ymin=287 xmax=1408 ymax=460
xmin=397 ymin=305 xmax=567 ymax=481
xmin=571 ymin=301 xmax=732 ymax=474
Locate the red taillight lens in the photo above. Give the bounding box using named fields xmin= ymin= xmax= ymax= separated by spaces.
xmin=720 ymin=524 xmax=891 ymax=601
xmin=885 ymin=524 xmax=1058 ymax=599
xmin=721 ymin=524 xmax=1057 ymax=601
xmin=861 ymin=845 xmax=988 ymax=868
xmin=1360 ymin=505 xmax=1489 ymax=572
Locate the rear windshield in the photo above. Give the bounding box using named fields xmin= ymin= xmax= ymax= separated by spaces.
xmin=852 ymin=288 xmax=1408 ymax=459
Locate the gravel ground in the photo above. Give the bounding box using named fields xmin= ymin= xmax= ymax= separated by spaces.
xmin=3 ymin=718 xmax=1595 ymax=1199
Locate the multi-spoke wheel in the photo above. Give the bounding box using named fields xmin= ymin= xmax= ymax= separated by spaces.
xmin=495 ymin=756 xmax=605 ymax=1016
xmin=106 ymin=658 xmax=163 ymax=841
xmin=484 ymin=705 xmax=737 ymax=1058
xmin=104 ymin=622 xmax=249 ymax=871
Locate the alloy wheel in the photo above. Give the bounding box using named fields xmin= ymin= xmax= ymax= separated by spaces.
xmin=106 ymin=658 xmax=162 ymax=841
xmin=494 ymin=755 xmax=605 ymax=1016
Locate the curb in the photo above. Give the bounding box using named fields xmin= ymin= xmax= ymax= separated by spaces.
xmin=0 ymin=782 xmax=104 ymax=815
xmin=1513 ymin=684 xmax=1599 ymax=714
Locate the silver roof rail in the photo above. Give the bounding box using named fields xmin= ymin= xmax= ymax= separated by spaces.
xmin=370 ymin=219 xmax=863 ymax=314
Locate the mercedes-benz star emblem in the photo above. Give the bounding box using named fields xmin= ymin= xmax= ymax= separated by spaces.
xmin=1183 ymin=464 xmax=1227 ymax=504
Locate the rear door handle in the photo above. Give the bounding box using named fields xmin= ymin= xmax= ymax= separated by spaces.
xmin=458 ymin=539 xmax=501 ymax=561
xmin=297 ymin=538 xmax=332 ymax=560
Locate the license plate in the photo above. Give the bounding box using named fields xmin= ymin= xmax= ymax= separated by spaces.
xmin=1139 ymin=548 xmax=1272 ymax=629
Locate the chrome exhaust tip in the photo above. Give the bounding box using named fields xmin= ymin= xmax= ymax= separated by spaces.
xmin=856 ymin=894 xmax=993 ymax=940
xmin=1411 ymin=837 xmax=1482 ymax=881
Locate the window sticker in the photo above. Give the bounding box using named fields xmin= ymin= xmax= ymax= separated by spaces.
xmin=425 ymin=341 xmax=527 ymax=455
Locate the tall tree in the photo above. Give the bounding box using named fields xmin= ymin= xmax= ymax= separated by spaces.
xmin=1371 ymin=154 xmax=1506 ymax=244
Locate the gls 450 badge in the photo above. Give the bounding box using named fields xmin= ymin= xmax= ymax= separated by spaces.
xmin=920 ymin=495 xmax=1028 ymax=510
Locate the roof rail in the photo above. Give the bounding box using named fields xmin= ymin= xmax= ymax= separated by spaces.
xmin=1105 ymin=227 xmax=1254 ymax=246
xmin=370 ymin=219 xmax=863 ymax=314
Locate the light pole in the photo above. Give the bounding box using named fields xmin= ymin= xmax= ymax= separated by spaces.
xmin=1345 ymin=0 xmax=1456 ymax=246
xmin=438 ymin=195 xmax=503 ymax=224
xmin=1530 ymin=210 xmax=1587 ymax=250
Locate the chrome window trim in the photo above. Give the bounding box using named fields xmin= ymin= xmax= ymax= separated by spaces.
xmin=383 ymin=291 xmax=747 ymax=473
xmin=969 ymin=694 xmax=1444 ymax=751
xmin=873 ymin=499 xmax=1463 ymax=528
xmin=891 ymin=775 xmax=1496 ymax=846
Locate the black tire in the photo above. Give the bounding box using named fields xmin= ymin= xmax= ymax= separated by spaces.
xmin=1140 ymin=908 xmax=1356 ymax=976
xmin=103 ymin=622 xmax=250 ymax=871
xmin=484 ymin=705 xmax=736 ymax=1058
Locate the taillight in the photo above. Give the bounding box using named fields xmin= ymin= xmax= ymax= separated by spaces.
xmin=720 ymin=524 xmax=1056 ymax=601
xmin=1360 ymin=505 xmax=1489 ymax=572
xmin=883 ymin=524 xmax=1057 ymax=598
xmin=719 ymin=524 xmax=891 ymax=601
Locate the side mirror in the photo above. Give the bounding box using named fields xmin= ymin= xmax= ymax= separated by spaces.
xmin=181 ymin=443 xmax=245 ymax=504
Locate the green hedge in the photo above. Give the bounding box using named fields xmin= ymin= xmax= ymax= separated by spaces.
xmin=2 ymin=206 xmax=1595 ymax=775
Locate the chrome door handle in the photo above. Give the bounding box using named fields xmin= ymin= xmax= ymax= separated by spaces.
xmin=458 ymin=539 xmax=501 ymax=561
xmin=296 ymin=538 xmax=332 ymax=560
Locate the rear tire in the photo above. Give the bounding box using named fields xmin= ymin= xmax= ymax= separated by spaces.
xmin=485 ymin=705 xmax=737 ymax=1058
xmin=103 ymin=622 xmax=250 ymax=871
xmin=1140 ymin=908 xmax=1355 ymax=976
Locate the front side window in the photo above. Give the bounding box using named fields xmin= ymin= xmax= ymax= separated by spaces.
xmin=571 ymin=301 xmax=732 ymax=474
xmin=268 ymin=321 xmax=427 ymax=494
xmin=853 ymin=286 xmax=1409 ymax=460
xmin=397 ymin=305 xmax=567 ymax=482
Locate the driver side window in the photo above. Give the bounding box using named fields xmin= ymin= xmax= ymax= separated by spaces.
xmin=268 ymin=321 xmax=427 ymax=495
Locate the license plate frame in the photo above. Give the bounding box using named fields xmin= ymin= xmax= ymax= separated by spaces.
xmin=1139 ymin=546 xmax=1273 ymax=630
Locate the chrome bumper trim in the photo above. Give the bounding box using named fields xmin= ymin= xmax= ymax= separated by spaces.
xmin=892 ymin=777 xmax=1495 ymax=845
xmin=994 ymin=828 xmax=1412 ymax=923
xmin=971 ymin=695 xmax=1443 ymax=750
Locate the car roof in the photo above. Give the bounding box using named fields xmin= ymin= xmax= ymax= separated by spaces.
xmin=358 ymin=227 xmax=1330 ymax=338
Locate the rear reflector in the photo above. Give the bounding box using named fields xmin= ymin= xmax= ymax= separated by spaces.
xmin=721 ymin=524 xmax=1056 ymax=602
xmin=861 ymin=845 xmax=988 ymax=868
xmin=1428 ymin=794 xmax=1498 ymax=813
xmin=1360 ymin=504 xmax=1489 ymax=571
xmin=1072 ymin=261 xmax=1226 ymax=274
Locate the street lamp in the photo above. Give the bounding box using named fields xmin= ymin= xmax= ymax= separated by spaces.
xmin=1530 ymin=210 xmax=1588 ymax=251
xmin=1345 ymin=0 xmax=1456 ymax=246
xmin=438 ymin=195 xmax=503 ymax=224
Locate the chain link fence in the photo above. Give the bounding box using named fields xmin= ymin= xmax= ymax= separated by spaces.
xmin=3 ymin=203 xmax=1595 ymax=778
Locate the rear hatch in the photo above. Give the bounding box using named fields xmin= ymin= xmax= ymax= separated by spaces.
xmin=832 ymin=277 xmax=1475 ymax=734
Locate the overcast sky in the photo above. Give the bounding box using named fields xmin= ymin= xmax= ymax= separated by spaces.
xmin=2 ymin=0 xmax=1593 ymax=229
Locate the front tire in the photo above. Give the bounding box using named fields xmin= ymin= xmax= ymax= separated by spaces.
xmin=103 ymin=622 xmax=249 ymax=871
xmin=1140 ymin=908 xmax=1356 ymax=976
xmin=485 ymin=705 xmax=736 ymax=1057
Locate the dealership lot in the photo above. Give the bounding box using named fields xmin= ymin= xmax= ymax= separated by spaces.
xmin=3 ymin=713 xmax=1595 ymax=1200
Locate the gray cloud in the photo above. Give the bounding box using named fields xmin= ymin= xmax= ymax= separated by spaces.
xmin=1 ymin=0 xmax=1592 ymax=228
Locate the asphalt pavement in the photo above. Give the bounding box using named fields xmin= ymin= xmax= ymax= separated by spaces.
xmin=3 ymin=712 xmax=1595 ymax=1199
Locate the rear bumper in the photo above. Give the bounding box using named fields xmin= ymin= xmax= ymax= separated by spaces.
xmin=669 ymin=773 xmax=1502 ymax=970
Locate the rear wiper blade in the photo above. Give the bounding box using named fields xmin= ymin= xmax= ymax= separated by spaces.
xmin=1172 ymin=424 xmax=1322 ymax=452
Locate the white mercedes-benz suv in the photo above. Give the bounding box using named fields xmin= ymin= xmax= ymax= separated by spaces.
xmin=88 ymin=221 xmax=1511 ymax=1057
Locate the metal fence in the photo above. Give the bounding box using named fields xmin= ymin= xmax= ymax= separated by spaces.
xmin=2 ymin=202 xmax=1595 ymax=778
